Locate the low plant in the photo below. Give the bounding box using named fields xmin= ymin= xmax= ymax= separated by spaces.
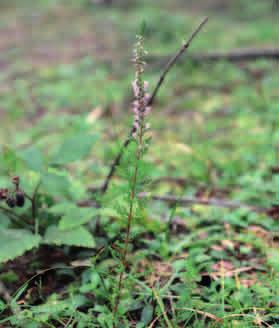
xmin=0 ymin=19 xmax=209 ymax=326
xmin=1 ymin=9 xmax=278 ymax=327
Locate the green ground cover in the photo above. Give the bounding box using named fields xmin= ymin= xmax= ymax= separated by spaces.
xmin=0 ymin=1 xmax=278 ymax=327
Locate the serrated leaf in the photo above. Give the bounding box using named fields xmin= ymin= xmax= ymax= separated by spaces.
xmin=0 ymin=229 xmax=41 ymax=263
xmin=59 ymin=207 xmax=97 ymax=230
xmin=52 ymin=133 xmax=96 ymax=165
xmin=48 ymin=202 xmax=77 ymax=215
xmin=49 ymin=203 xmax=97 ymax=230
xmin=44 ymin=225 xmax=95 ymax=248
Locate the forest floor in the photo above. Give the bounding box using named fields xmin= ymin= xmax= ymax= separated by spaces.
xmin=0 ymin=1 xmax=279 ymax=327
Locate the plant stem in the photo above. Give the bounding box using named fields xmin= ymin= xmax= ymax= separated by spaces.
xmin=112 ymin=125 xmax=144 ymax=326
xmin=25 ymin=180 xmax=41 ymax=235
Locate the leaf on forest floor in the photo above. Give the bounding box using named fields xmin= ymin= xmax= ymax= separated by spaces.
xmin=86 ymin=106 xmax=104 ymax=124
xmin=44 ymin=225 xmax=95 ymax=248
xmin=0 ymin=229 xmax=41 ymax=263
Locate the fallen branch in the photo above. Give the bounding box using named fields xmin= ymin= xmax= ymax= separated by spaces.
xmin=148 ymin=47 xmax=279 ymax=64
xmin=78 ymin=193 xmax=267 ymax=214
xmin=87 ymin=176 xmax=189 ymax=193
xmin=88 ymin=176 xmax=235 ymax=194
xmin=139 ymin=192 xmax=267 ymax=213
xmin=99 ymin=17 xmax=208 ymax=194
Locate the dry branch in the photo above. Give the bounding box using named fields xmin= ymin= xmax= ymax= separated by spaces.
xmin=78 ymin=193 xmax=267 ymax=214
xmin=148 ymin=47 xmax=279 ymax=64
xmin=139 ymin=192 xmax=266 ymax=213
xmin=99 ymin=17 xmax=208 ymax=194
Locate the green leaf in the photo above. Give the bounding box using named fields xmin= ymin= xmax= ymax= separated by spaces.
xmin=0 ymin=213 xmax=11 ymax=228
xmin=49 ymin=202 xmax=97 ymax=230
xmin=41 ymin=172 xmax=70 ymax=197
xmin=48 ymin=202 xmax=77 ymax=215
xmin=59 ymin=207 xmax=97 ymax=230
xmin=18 ymin=146 xmax=44 ymax=172
xmin=0 ymin=229 xmax=41 ymax=263
xmin=0 ymin=146 xmax=22 ymax=173
xmin=52 ymin=133 xmax=96 ymax=165
xmin=0 ymin=300 xmax=6 ymax=311
xmin=140 ymin=304 xmax=153 ymax=325
xmin=44 ymin=225 xmax=95 ymax=248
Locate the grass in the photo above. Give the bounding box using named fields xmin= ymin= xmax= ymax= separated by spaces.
xmin=0 ymin=0 xmax=279 ymax=327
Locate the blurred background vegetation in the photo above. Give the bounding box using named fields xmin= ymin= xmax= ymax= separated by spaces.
xmin=0 ymin=0 xmax=278 ymax=189
xmin=0 ymin=1 xmax=279 ymax=326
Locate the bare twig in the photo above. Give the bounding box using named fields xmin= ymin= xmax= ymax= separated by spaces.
xmin=148 ymin=17 xmax=208 ymax=106
xmin=87 ymin=176 xmax=189 ymax=193
xmin=88 ymin=176 xmax=235 ymax=194
xmin=78 ymin=193 xmax=267 ymax=214
xmin=150 ymin=176 xmax=192 ymax=186
xmin=100 ymin=17 xmax=208 ymax=194
xmin=148 ymin=47 xmax=279 ymax=64
xmin=139 ymin=193 xmax=266 ymax=213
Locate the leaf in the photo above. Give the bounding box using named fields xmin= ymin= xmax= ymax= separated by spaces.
xmin=86 ymin=106 xmax=103 ymax=124
xmin=48 ymin=202 xmax=77 ymax=215
xmin=0 ymin=213 xmax=11 ymax=228
xmin=0 ymin=146 xmax=22 ymax=173
xmin=51 ymin=133 xmax=96 ymax=165
xmin=0 ymin=300 xmax=6 ymax=311
xmin=59 ymin=207 xmax=97 ymax=230
xmin=140 ymin=304 xmax=153 ymax=325
xmin=49 ymin=202 xmax=98 ymax=230
xmin=44 ymin=225 xmax=95 ymax=248
xmin=18 ymin=146 xmax=44 ymax=172
xmin=41 ymin=171 xmax=70 ymax=197
xmin=0 ymin=229 xmax=41 ymax=263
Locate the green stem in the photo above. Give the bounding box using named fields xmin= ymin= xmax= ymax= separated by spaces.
xmin=25 ymin=180 xmax=41 ymax=235
xmin=112 ymin=125 xmax=144 ymax=326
